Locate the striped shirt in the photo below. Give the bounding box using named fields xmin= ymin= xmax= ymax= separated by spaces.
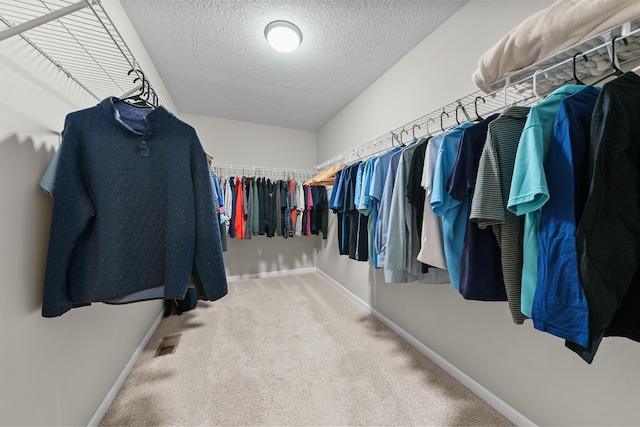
xmin=469 ymin=106 xmax=530 ymax=324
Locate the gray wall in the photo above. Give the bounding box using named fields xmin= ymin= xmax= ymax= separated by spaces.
xmin=317 ymin=1 xmax=640 ymax=426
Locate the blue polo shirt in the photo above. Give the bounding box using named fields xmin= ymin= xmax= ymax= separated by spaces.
xmin=431 ymin=122 xmax=474 ymax=291
xmin=448 ymin=114 xmax=506 ymax=301
xmin=370 ymin=147 xmax=401 ymax=268
xmin=534 ymin=86 xmax=600 ymax=347
xmin=507 ymin=84 xmax=584 ymax=317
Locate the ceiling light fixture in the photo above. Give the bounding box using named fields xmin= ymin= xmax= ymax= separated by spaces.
xmin=264 ymin=20 xmax=302 ymax=53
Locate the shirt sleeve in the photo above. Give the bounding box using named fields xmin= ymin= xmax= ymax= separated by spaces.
xmin=43 ymin=116 xmax=96 ymax=317
xmin=191 ymin=138 xmax=228 ymax=301
xmin=507 ymin=114 xmax=550 ymax=215
xmin=470 ymin=132 xmax=505 ymax=228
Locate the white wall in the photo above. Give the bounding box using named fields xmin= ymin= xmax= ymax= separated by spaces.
xmin=0 ymin=3 xmax=173 ymax=425
xmin=317 ymin=1 xmax=640 ymax=426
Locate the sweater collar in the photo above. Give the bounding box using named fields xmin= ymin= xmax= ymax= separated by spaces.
xmin=99 ymin=97 xmax=173 ymax=132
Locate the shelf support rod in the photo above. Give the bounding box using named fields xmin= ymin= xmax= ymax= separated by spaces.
xmin=0 ymin=0 xmax=90 ymax=42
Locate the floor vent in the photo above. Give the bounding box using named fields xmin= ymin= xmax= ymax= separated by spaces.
xmin=154 ymin=334 xmax=182 ymax=357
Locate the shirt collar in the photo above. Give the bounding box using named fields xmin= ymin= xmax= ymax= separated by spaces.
xmin=99 ymin=97 xmax=173 ymax=133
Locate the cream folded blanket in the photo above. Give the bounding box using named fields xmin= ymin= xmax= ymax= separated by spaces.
xmin=473 ymin=0 xmax=640 ymax=93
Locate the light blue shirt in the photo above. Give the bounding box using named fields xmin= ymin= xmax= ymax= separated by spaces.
xmin=431 ymin=122 xmax=474 ymax=291
xmin=376 ymin=150 xmax=402 ymax=267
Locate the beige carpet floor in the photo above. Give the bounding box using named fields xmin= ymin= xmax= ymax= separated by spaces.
xmin=100 ymin=273 xmax=513 ymax=426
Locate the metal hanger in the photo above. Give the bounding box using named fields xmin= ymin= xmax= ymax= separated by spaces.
xmin=440 ymin=110 xmax=449 ymax=132
xmin=474 ymin=96 xmax=485 ymax=121
xmin=426 ymin=117 xmax=435 ymax=136
xmin=591 ymin=35 xmax=628 ymax=86
xmin=400 ymin=127 xmax=409 ymax=145
xmin=455 ymin=104 xmax=464 ymax=125
xmin=412 ymin=124 xmax=421 ymax=139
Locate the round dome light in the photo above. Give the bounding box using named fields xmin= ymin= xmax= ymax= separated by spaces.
xmin=264 ymin=20 xmax=302 ymax=53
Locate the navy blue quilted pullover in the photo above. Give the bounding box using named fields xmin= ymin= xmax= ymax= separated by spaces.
xmin=42 ymin=98 xmax=227 ymax=317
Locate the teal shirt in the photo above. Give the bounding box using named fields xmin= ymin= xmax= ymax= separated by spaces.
xmin=507 ymin=84 xmax=584 ymax=317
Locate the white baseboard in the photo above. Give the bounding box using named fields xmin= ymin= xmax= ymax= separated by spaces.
xmin=316 ymin=269 xmax=536 ymax=427
xmin=226 ymin=267 xmax=317 ymax=282
xmin=87 ymin=309 xmax=164 ymax=427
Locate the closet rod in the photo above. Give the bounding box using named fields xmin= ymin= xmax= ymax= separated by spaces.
xmin=315 ymin=19 xmax=640 ymax=172
xmin=213 ymin=163 xmax=315 ymax=179
xmin=0 ymin=0 xmax=91 ymax=42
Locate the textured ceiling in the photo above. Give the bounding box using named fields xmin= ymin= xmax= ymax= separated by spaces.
xmin=119 ymin=0 xmax=468 ymax=131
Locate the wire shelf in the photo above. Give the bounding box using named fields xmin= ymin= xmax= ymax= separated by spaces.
xmin=317 ymin=16 xmax=640 ymax=171
xmin=0 ymin=0 xmax=146 ymax=101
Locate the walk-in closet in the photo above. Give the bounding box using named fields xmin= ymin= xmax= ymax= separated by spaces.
xmin=3 ymin=1 xmax=640 ymax=426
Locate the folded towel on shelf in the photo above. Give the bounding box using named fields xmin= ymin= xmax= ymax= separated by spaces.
xmin=473 ymin=0 xmax=640 ymax=93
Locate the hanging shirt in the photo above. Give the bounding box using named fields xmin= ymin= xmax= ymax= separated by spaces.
xmin=370 ymin=147 xmax=402 ymax=268
xmin=234 ymin=177 xmax=245 ymax=239
xmin=508 ymin=84 xmax=584 ymax=317
xmin=417 ymin=134 xmax=447 ymax=271
xmin=295 ymin=180 xmax=304 ymax=235
xmin=376 ymin=151 xmax=402 ymax=267
xmin=257 ymin=178 xmax=266 ymax=235
xmin=431 ymin=122 xmax=475 ymax=291
xmin=406 ymin=136 xmax=430 ymax=261
xmin=448 ymin=114 xmax=506 ymax=301
xmin=243 ymin=177 xmax=252 ymax=239
xmin=534 ymin=85 xmax=599 ymax=347
xmin=265 ymin=179 xmax=276 ymax=238
xmin=275 ymin=180 xmax=282 ymax=236
xmin=229 ymin=177 xmax=237 ymax=239
xmin=385 ymin=140 xmax=434 ymax=283
xmin=470 ymin=106 xmax=529 ymax=324
xmin=281 ymin=180 xmax=294 ymax=238
xmin=567 ymin=72 xmax=640 ymax=363
xmin=42 ymin=98 xmax=227 ymax=317
xmin=224 ymin=177 xmax=232 ymax=236
xmin=329 ymin=168 xmax=348 ymax=254
xmin=359 ymin=157 xmax=378 ymax=266
xmin=252 ymin=178 xmax=260 ymax=235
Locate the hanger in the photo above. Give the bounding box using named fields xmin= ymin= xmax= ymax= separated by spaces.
xmin=591 ymin=35 xmax=628 ymax=86
xmin=572 ymin=52 xmax=587 ymax=85
xmin=426 ymin=117 xmax=434 ymax=136
xmin=455 ymin=104 xmax=464 ymax=125
xmin=122 ymin=69 xmax=156 ymax=108
xmin=440 ymin=110 xmax=449 ymax=132
xmin=390 ymin=131 xmax=403 ymax=147
xmin=400 ymin=127 xmax=409 ymax=145
xmin=532 ymin=70 xmax=544 ymax=100
xmin=474 ymin=96 xmax=485 ymax=121
xmin=609 ymin=35 xmax=627 ymax=76
xmin=412 ymin=124 xmax=421 ymax=139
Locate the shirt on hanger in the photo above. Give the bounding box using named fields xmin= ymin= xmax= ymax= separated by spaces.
xmin=470 ymin=106 xmax=530 ymax=324
xmin=534 ymin=85 xmax=599 ymax=347
xmin=507 ymin=84 xmax=584 ymax=318
xmin=431 ymin=122 xmax=475 ymax=291
xmin=567 ymin=72 xmax=640 ymax=363
xmin=42 ymin=97 xmax=227 ymax=317
xmin=448 ymin=114 xmax=506 ymax=301
xmin=416 ymin=133 xmax=447 ymax=271
xmin=376 ymin=151 xmax=402 ymax=267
